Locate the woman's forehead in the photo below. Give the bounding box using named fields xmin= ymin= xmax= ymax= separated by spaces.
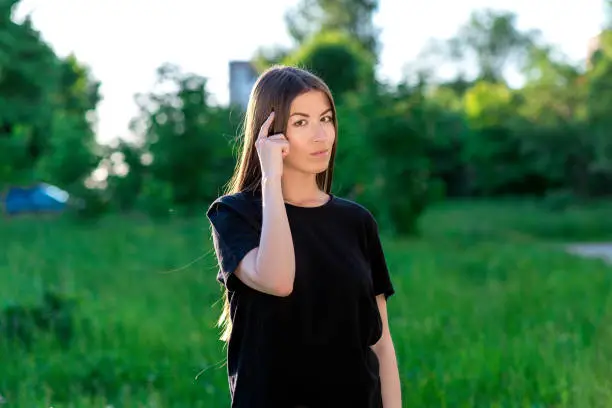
xmin=289 ymin=90 xmax=331 ymax=113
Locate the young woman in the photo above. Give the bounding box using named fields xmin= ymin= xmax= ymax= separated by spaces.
xmin=207 ymin=65 xmax=402 ymax=408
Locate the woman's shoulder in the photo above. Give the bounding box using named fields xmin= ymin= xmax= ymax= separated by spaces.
xmin=209 ymin=190 xmax=258 ymax=207
xmin=329 ymin=195 xmax=376 ymax=223
xmin=207 ymin=190 xmax=262 ymax=221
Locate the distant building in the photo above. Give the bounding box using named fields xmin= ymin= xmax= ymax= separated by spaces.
xmin=229 ymin=61 xmax=258 ymax=111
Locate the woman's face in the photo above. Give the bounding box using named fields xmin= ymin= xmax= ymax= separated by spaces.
xmin=283 ymin=89 xmax=336 ymax=175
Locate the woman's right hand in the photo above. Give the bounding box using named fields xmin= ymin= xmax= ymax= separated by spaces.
xmin=255 ymin=112 xmax=290 ymax=180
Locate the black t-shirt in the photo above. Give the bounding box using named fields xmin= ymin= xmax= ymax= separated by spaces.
xmin=206 ymin=190 xmax=395 ymax=408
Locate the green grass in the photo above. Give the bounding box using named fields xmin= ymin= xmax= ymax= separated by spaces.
xmin=419 ymin=198 xmax=612 ymax=242
xmin=2 ymin=200 xmax=612 ymax=407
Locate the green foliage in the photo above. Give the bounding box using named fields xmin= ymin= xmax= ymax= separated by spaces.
xmin=104 ymin=64 xmax=238 ymax=216
xmin=518 ymin=46 xmax=587 ymax=126
xmin=446 ymin=9 xmax=540 ymax=82
xmin=406 ymin=14 xmax=612 ymax=200
xmin=0 ymin=125 xmax=32 ymax=184
xmin=329 ymin=81 xmax=442 ymax=236
xmin=5 ymin=2 xmax=612 ymax=230
xmin=366 ymin=89 xmax=442 ymax=235
xmin=284 ymin=0 xmax=379 ymax=57
xmin=0 ymin=1 xmax=103 ymax=215
xmin=587 ymin=30 xmax=612 ymax=177
xmin=463 ymin=81 xmax=514 ymax=127
xmin=35 ymin=112 xmax=101 ymax=188
xmin=0 ymin=9 xmax=59 ymax=180
xmin=329 ymin=95 xmax=375 ymax=198
xmin=283 ymin=30 xmax=375 ymax=98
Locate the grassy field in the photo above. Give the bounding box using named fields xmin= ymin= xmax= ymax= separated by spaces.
xmin=2 ymin=199 xmax=612 ymax=407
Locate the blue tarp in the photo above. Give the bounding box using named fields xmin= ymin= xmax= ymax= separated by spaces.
xmin=2 ymin=183 xmax=69 ymax=215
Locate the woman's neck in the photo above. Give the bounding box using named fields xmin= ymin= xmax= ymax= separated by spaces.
xmin=280 ymin=169 xmax=325 ymax=204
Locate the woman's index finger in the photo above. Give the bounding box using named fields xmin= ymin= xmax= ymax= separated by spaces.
xmin=259 ymin=111 xmax=275 ymax=139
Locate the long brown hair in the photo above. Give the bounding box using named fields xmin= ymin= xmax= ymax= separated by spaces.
xmin=217 ymin=65 xmax=338 ymax=341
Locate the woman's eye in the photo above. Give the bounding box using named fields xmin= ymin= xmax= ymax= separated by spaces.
xmin=321 ymin=115 xmax=333 ymax=123
xmin=293 ymin=120 xmax=307 ymax=127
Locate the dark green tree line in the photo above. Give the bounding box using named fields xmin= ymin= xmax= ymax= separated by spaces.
xmin=4 ymin=0 xmax=612 ymax=234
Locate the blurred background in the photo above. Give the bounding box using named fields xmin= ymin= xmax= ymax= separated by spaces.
xmin=2 ymin=0 xmax=612 ymax=406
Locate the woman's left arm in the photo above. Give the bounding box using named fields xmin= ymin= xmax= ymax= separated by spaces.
xmin=371 ymin=294 xmax=402 ymax=408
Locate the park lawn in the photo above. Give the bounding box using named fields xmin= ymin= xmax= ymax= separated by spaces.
xmin=419 ymin=198 xmax=612 ymax=242
xmin=2 ymin=200 xmax=612 ymax=407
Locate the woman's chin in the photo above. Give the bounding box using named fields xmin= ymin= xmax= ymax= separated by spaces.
xmin=312 ymin=164 xmax=330 ymax=174
xmin=286 ymin=160 xmax=330 ymax=176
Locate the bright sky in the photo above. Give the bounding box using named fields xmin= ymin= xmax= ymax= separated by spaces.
xmin=14 ymin=0 xmax=605 ymax=144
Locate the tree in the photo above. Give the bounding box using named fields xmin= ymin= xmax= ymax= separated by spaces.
xmin=35 ymin=55 xmax=103 ymax=190
xmin=0 ymin=1 xmax=102 ymax=192
xmin=0 ymin=5 xmax=60 ymax=183
xmin=519 ymin=45 xmax=586 ymax=125
xmin=283 ymin=31 xmax=375 ymax=98
xmin=284 ymin=0 xmax=380 ymax=59
xmin=106 ymin=64 xmax=237 ymax=215
xmin=446 ymin=9 xmax=540 ymax=83
xmin=585 ymin=29 xmax=612 ymax=194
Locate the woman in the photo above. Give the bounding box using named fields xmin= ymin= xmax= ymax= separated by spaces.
xmin=207 ymin=65 xmax=402 ymax=408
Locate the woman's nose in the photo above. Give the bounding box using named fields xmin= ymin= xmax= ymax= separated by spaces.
xmin=313 ymin=124 xmax=328 ymax=141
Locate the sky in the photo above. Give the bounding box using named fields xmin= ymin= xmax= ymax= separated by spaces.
xmin=13 ymin=0 xmax=606 ymax=145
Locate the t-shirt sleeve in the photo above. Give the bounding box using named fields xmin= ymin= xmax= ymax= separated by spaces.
xmin=206 ymin=197 xmax=261 ymax=291
xmin=365 ymin=211 xmax=395 ymax=300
